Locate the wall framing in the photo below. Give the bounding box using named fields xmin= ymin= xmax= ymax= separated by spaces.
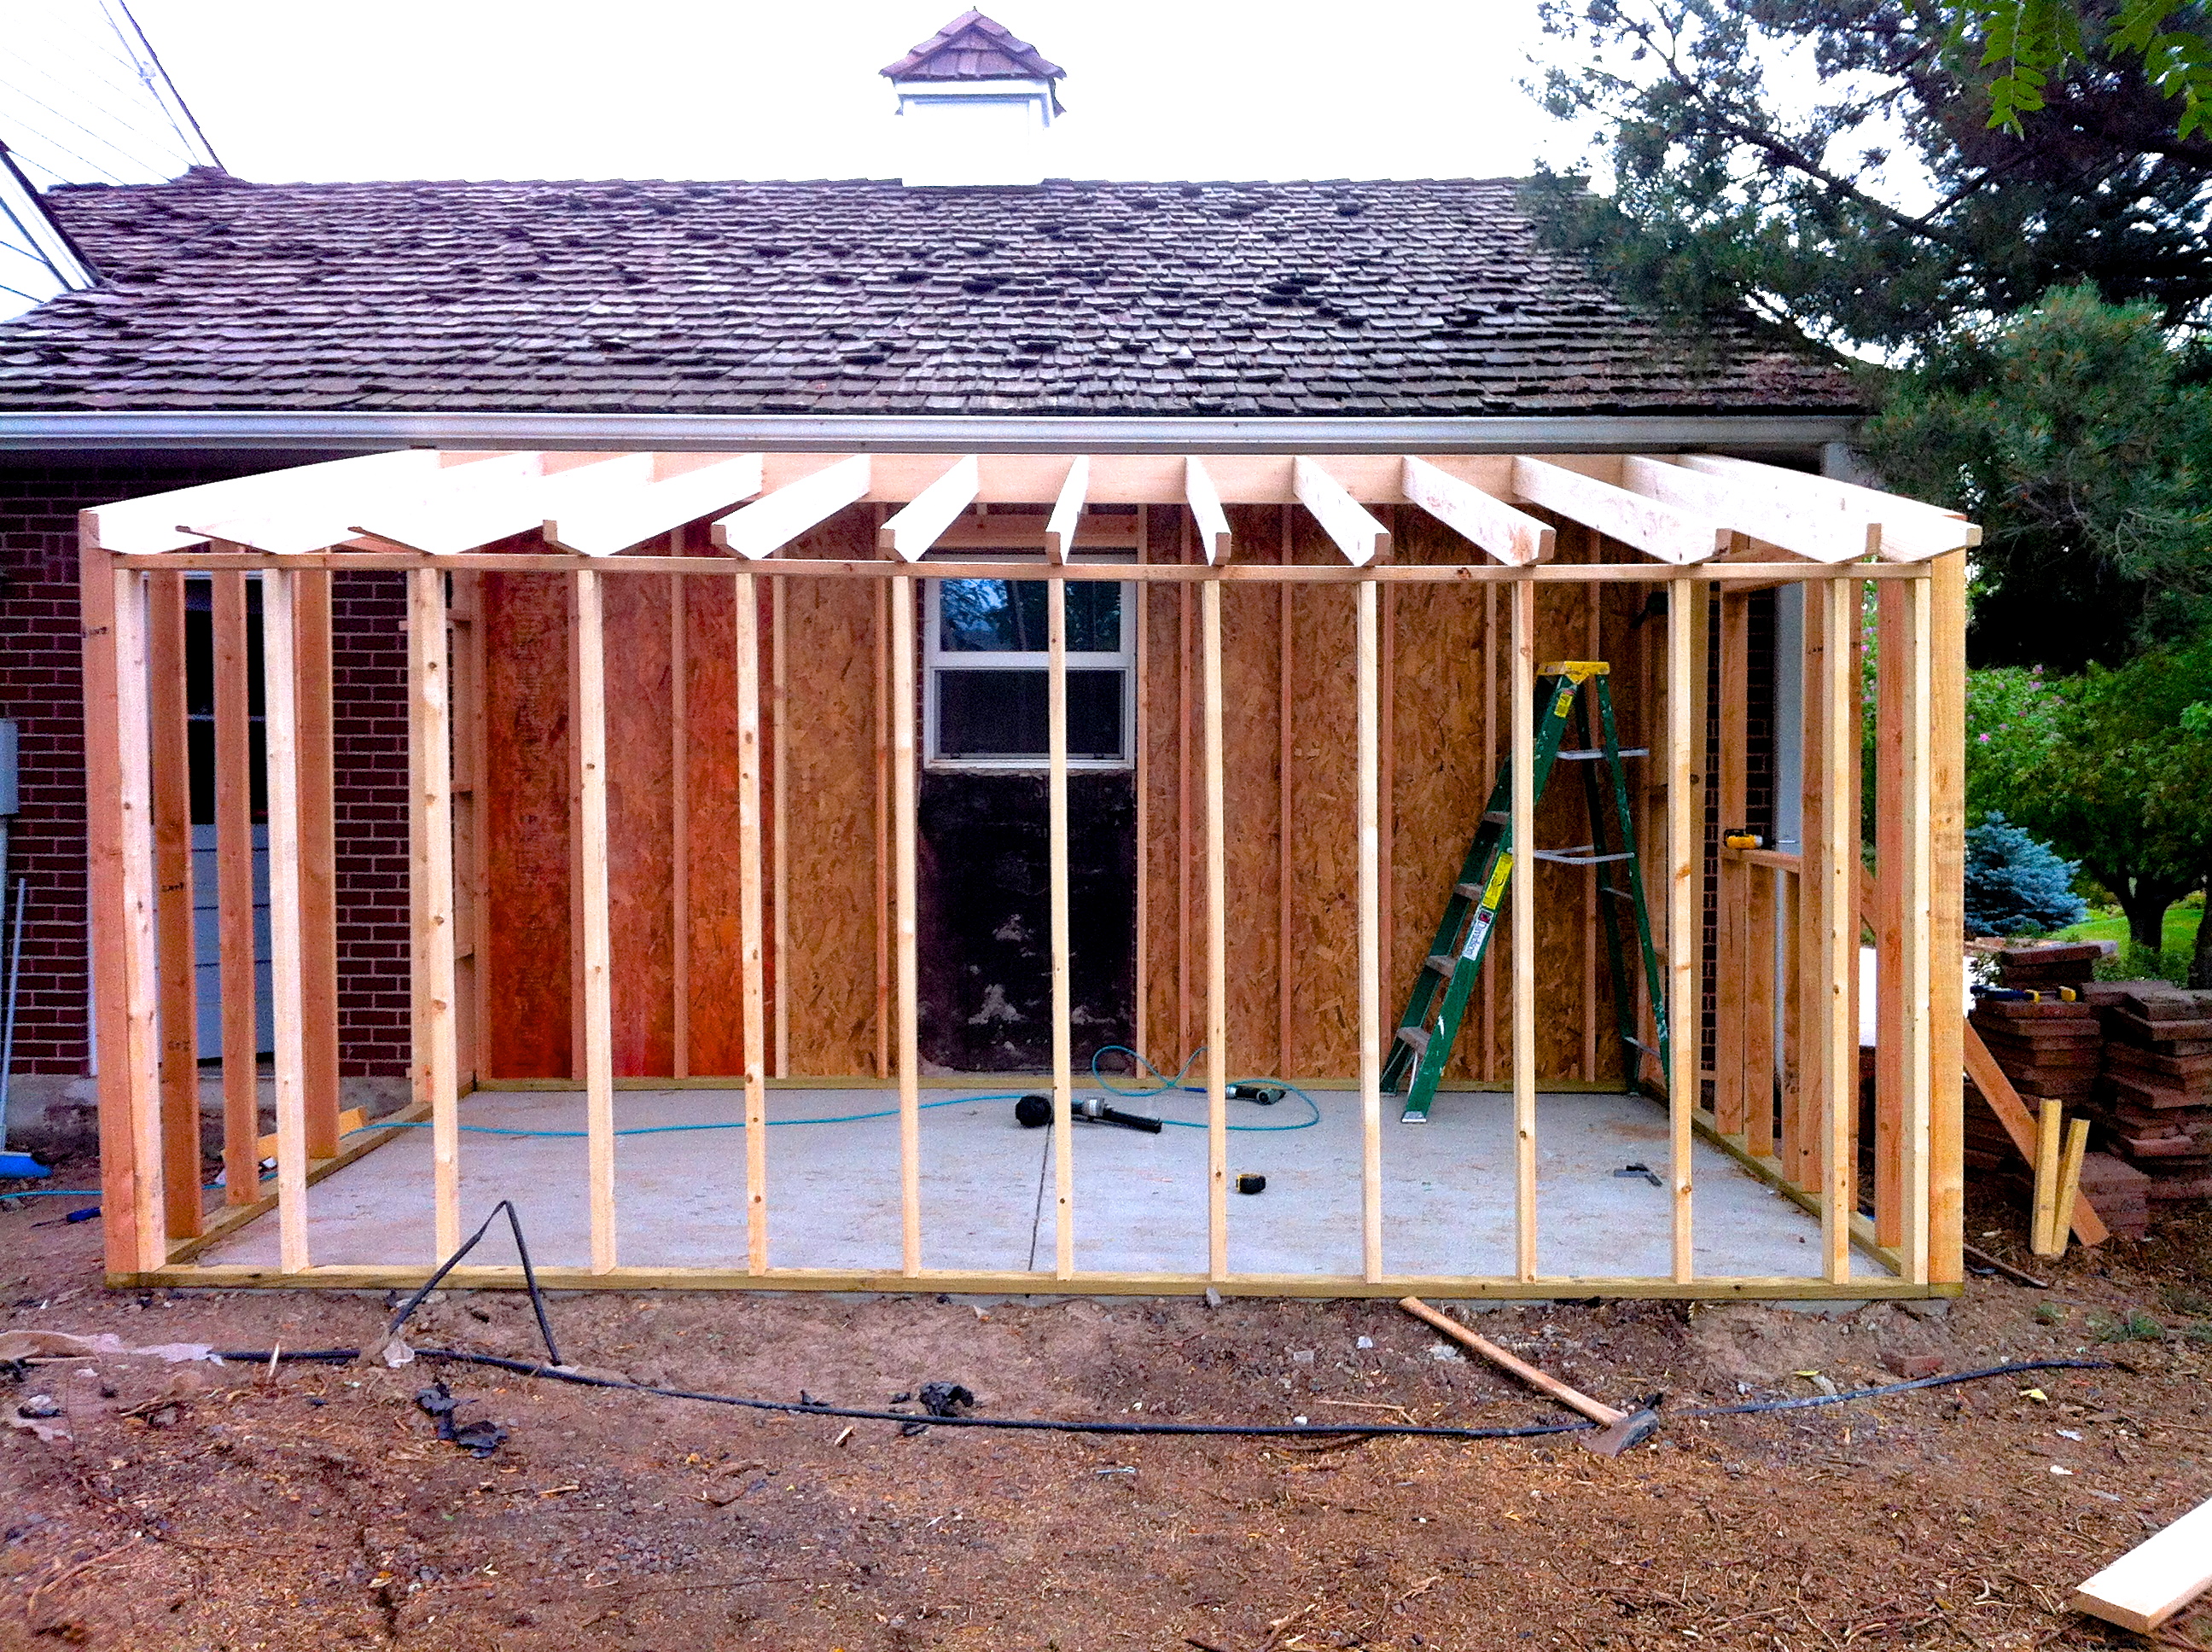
xmin=80 ymin=449 xmax=1973 ymax=1298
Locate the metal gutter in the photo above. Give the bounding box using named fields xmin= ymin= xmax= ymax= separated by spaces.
xmin=0 ymin=410 xmax=1862 ymax=456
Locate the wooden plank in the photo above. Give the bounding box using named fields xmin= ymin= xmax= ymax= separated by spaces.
xmin=1483 ymin=583 xmax=1497 ymax=1081
xmin=2071 ymin=1494 xmax=2212 ymax=1634
xmin=1045 ymin=456 xmax=1089 ymax=565
xmin=1134 ymin=510 xmax=1150 ymax=1062
xmin=1295 ymin=457 xmax=1392 ymax=566
xmin=409 ymin=567 xmax=461 ymax=1259
xmin=1819 ymin=579 xmax=1858 ymax=1284
xmin=544 ymin=453 xmax=764 ymax=556
xmin=1511 ymin=577 xmax=1539 ymax=1281
xmin=290 ymin=571 xmax=341 ymax=1160
xmin=1667 ymin=577 xmax=1702 ymax=1282
xmin=362 ymin=454 xmax=657 ymax=556
xmin=890 ymin=573 xmax=922 ymax=1274
xmin=83 ymin=449 xmax=449 ymax=554
xmin=83 ymin=556 xmax=164 ymax=1272
xmin=1746 ymin=866 xmax=1779 ymax=1158
xmin=771 ymin=575 xmax=789 ymax=1078
xmin=2052 ymin=1117 xmax=2088 ymax=1259
xmin=1358 ymin=577 xmax=1384 ymax=1282
xmin=1179 ymin=516 xmax=1193 ymax=1058
xmin=878 ymin=456 xmax=981 ymax=561
xmin=449 ymin=572 xmax=487 ymax=1092
xmin=1624 ymin=456 xmax=1878 ymax=565
xmin=1515 ymin=458 xmax=1727 ymax=566
xmin=875 ymin=574 xmax=891 ymax=1079
xmin=1203 ymin=579 xmax=1230 ymax=1280
xmin=1185 ymin=458 xmax=1233 ymax=564
xmin=574 ymin=569 xmax=618 ymax=1273
xmin=1714 ymin=591 xmax=1749 ymax=1139
xmin=1793 ymin=584 xmax=1827 ymax=1196
xmin=712 ymin=454 xmax=871 ymax=560
xmin=208 ymin=573 xmax=258 ymax=1203
xmin=1872 ymin=584 xmax=1907 ymax=1251
xmin=2032 ymin=1098 xmax=2063 ymax=1258
xmin=147 ymin=571 xmax=201 ymax=1241
xmin=736 ymin=570 xmax=771 ymax=1273
xmin=1929 ymin=553 xmax=1968 ymax=1282
xmin=1400 ymin=457 xmax=1555 ymax=566
xmin=1961 ymin=1024 xmax=2110 ymax=1246
xmin=1049 ymin=577 xmax=1075 ymax=1277
xmin=1675 ymin=454 xmax=1980 ymax=562
xmin=1278 ymin=512 xmax=1295 ymax=1073
xmin=259 ymin=569 xmax=311 ymax=1275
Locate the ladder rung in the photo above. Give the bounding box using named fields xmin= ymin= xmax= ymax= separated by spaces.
xmin=1423 ymin=954 xmax=1457 ymax=977
xmin=1396 ymin=1027 xmax=1432 ymax=1054
xmin=1481 ymin=810 xmax=1511 ymax=827
xmin=1452 ymin=881 xmax=1482 ymax=901
xmin=1599 ymin=885 xmax=1638 ymax=900
xmin=1533 ymin=849 xmax=1633 ymax=865
xmin=1625 ymin=1036 xmax=1657 ymax=1056
xmin=1557 ymin=747 xmax=1649 ymax=760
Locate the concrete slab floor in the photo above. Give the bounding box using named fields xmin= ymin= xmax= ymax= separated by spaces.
xmin=200 ymin=1085 xmax=1883 ymax=1283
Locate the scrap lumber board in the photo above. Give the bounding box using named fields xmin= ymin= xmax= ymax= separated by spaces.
xmin=2071 ymin=1493 xmax=2212 ymax=1633
xmin=1963 ymin=1021 xmax=2109 ymax=1247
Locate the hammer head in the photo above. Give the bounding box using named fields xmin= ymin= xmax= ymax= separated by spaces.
xmin=1580 ymin=1406 xmax=1662 ymax=1457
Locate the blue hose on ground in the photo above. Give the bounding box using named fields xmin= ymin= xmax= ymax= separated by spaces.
xmin=1088 ymin=1044 xmax=1322 ymax=1131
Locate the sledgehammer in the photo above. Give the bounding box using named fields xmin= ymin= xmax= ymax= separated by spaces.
xmin=1398 ymin=1297 xmax=1661 ymax=1457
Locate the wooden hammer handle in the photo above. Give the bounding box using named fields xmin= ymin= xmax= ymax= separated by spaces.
xmin=1399 ymin=1297 xmax=1622 ymax=1427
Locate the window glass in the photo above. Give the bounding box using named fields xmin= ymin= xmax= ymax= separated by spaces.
xmin=936 ymin=669 xmax=1126 ymax=759
xmin=937 ymin=579 xmax=1121 ymax=653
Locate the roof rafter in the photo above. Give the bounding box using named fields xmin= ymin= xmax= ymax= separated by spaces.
xmin=1295 ymin=457 xmax=1391 ymax=566
xmin=1399 ymin=457 xmax=1553 ymax=567
xmin=711 ymin=454 xmax=872 ymax=561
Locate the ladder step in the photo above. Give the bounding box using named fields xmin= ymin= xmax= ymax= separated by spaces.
xmin=1600 ymin=885 xmax=1638 ymax=900
xmin=1395 ymin=1027 xmax=1432 ymax=1054
xmin=1533 ymin=849 xmax=1633 ymax=866
xmin=1625 ymin=1036 xmax=1657 ymax=1056
xmin=1452 ymin=881 xmax=1482 ymax=901
xmin=1557 ymin=747 xmax=1649 ymax=760
xmin=1481 ymin=810 xmax=1511 ymax=827
xmin=1423 ymin=954 xmax=1457 ymax=978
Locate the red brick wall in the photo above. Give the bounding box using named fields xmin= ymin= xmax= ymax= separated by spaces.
xmin=0 ymin=459 xmax=411 ymax=1078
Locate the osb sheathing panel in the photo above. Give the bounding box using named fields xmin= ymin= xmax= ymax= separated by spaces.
xmin=481 ymin=571 xmax=574 ymax=1080
xmin=1218 ymin=505 xmax=1289 ymax=1073
xmin=776 ymin=506 xmax=885 ymax=1075
xmin=602 ymin=571 xmax=676 ymax=1078
xmin=681 ymin=573 xmax=745 ymax=1077
xmin=1139 ymin=507 xmax=1186 ymax=1065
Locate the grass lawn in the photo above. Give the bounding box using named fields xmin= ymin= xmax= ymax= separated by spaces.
xmin=2054 ymin=893 xmax=2204 ymax=962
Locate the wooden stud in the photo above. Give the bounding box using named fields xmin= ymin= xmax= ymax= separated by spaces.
xmin=1902 ymin=574 xmax=1935 ymax=1282
xmin=1178 ymin=514 xmax=1194 ymax=1061
xmin=147 ymin=571 xmax=201 ymax=1241
xmin=1819 ymin=578 xmax=1857 ymax=1284
xmin=1482 ymin=581 xmax=1498 ymax=1083
xmin=1873 ymin=582 xmax=1906 ymax=1248
xmin=1667 ymin=575 xmax=1703 ymax=1283
xmin=874 ymin=573 xmax=891 ymax=1080
xmin=574 ymin=569 xmax=617 ymax=1274
xmin=891 ymin=574 xmax=922 ymax=1274
xmin=1358 ymin=578 xmax=1384 ymax=1283
xmin=1792 ymin=585 xmax=1826 ymax=1195
xmin=1203 ymin=578 xmax=1229 ymax=1280
xmin=1045 ymin=456 xmax=1089 ymax=565
xmin=1294 ymin=457 xmax=1391 ymax=565
xmin=1511 ymin=577 xmax=1539 ymax=1281
xmin=878 ymin=456 xmax=981 ymax=561
xmin=84 ymin=556 xmax=165 ymax=1272
xmin=451 ymin=572 xmax=488 ymax=1092
xmin=1133 ymin=509 xmax=1150 ymax=1062
xmin=407 ymin=568 xmax=462 ymax=1258
xmin=1049 ymin=575 xmax=1075 ymax=1277
xmin=1744 ymin=864 xmax=1779 ymax=1159
xmin=771 ymin=574 xmax=790 ymax=1079
xmin=1399 ymin=456 xmax=1554 ymax=566
xmin=1380 ymin=527 xmax=1395 ymax=1059
xmin=672 ymin=565 xmax=690 ymax=1079
xmin=210 ymin=572 xmax=258 ymax=1207
xmin=735 ymin=570 xmax=771 ymax=1274
xmin=1278 ymin=510 xmax=1295 ymax=1075
xmin=1928 ymin=553 xmax=1968 ymax=1283
xmin=1713 ymin=592 xmax=1749 ymax=1138
xmin=2070 ymin=1493 xmax=2212 ymax=1635
xmin=291 ymin=572 xmax=341 ymax=1159
xmin=260 ymin=569 xmax=311 ymax=1275
xmin=2052 ymin=1117 xmax=2089 ymax=1260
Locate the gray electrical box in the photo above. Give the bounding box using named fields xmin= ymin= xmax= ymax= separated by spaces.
xmin=0 ymin=720 xmax=15 ymax=817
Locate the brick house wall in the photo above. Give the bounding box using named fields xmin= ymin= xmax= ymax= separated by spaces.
xmin=0 ymin=458 xmax=410 ymax=1085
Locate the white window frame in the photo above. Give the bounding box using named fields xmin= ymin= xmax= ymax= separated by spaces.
xmin=923 ymin=563 xmax=1137 ymax=773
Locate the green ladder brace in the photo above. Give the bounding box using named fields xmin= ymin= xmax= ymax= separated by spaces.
xmin=1382 ymin=664 xmax=1669 ymax=1122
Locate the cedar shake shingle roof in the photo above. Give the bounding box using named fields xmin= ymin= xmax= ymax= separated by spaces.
xmin=881 ymin=12 xmax=1066 ymax=86
xmin=0 ymin=172 xmax=1860 ymax=418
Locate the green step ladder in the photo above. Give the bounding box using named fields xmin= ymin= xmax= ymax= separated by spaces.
xmin=1383 ymin=661 xmax=1669 ymax=1123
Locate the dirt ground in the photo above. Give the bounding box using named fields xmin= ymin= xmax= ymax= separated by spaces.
xmin=0 ymin=1174 xmax=2206 ymax=1651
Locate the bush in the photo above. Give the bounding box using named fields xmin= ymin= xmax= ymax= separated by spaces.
xmin=1965 ymin=815 xmax=2087 ymax=937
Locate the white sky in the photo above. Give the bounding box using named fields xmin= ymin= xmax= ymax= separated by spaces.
xmin=120 ymin=0 xmax=1588 ymax=184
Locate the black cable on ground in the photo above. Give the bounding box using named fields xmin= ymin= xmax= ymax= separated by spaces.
xmin=205 ymin=1204 xmax=2113 ymax=1444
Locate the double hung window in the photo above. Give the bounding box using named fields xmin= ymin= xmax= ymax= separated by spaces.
xmin=923 ymin=575 xmax=1135 ymax=770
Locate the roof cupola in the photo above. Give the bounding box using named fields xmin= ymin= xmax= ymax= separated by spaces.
xmin=881 ymin=11 xmax=1064 ymax=188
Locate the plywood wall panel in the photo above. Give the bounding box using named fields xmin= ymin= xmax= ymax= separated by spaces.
xmin=778 ymin=507 xmax=884 ymax=1074
xmin=684 ymin=573 xmax=747 ymax=1077
xmin=602 ymin=572 xmax=676 ymax=1077
xmin=1217 ymin=506 xmax=1288 ymax=1075
xmin=482 ymin=572 xmax=574 ymax=1079
xmin=1285 ymin=507 xmax=1361 ymax=1076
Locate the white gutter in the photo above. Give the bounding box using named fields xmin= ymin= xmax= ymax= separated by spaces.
xmin=0 ymin=410 xmax=1861 ymax=455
